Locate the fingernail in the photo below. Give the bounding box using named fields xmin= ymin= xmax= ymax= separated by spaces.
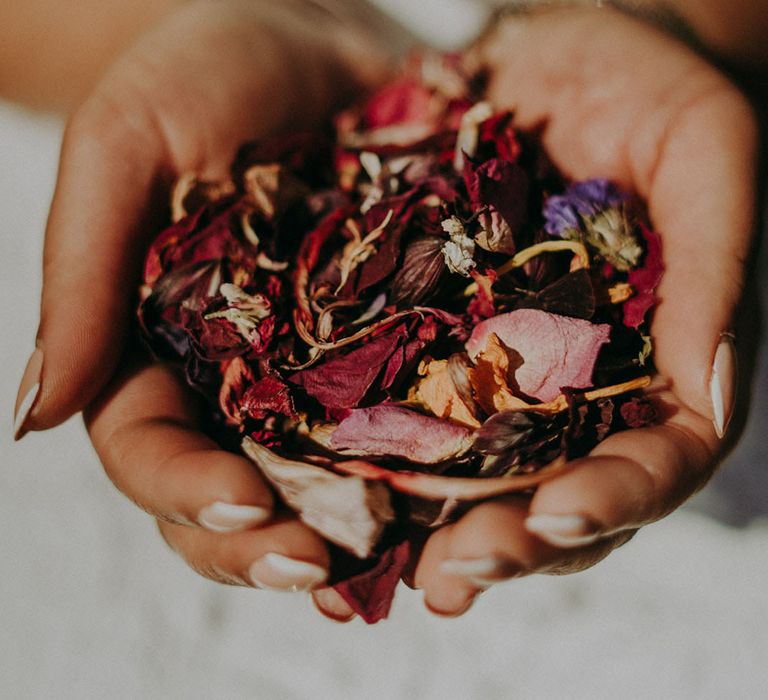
xmin=524 ymin=514 xmax=601 ymax=548
xmin=14 ymin=347 xmax=43 ymax=441
xmin=198 ymin=502 xmax=271 ymax=533
xmin=312 ymin=588 xmax=357 ymax=623
xmin=424 ymin=593 xmax=477 ymax=618
xmin=710 ymin=333 xmax=737 ymax=439
xmin=249 ymin=553 xmax=328 ymax=592
xmin=440 ymin=556 xmax=520 ymax=588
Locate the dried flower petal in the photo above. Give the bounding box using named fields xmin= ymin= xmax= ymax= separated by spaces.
xmin=333 ymin=456 xmax=567 ymax=500
xmin=242 ymin=438 xmax=394 ymax=558
xmin=409 ymin=357 xmax=481 ymax=427
xmin=466 ymin=310 xmax=612 ymax=402
xmin=624 ymin=224 xmax=664 ymax=329
xmin=390 ymin=235 xmax=446 ymax=307
xmin=333 ymin=540 xmax=410 ymax=624
xmin=290 ymin=324 xmax=408 ymax=408
xmin=441 ymin=216 xmax=476 ymax=276
xmin=543 ymin=179 xmax=626 ymax=237
xmin=329 ymin=405 xmax=474 ymax=463
xmin=468 ymin=332 xmax=532 ymax=414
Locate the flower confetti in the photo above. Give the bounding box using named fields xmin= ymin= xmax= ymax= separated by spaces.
xmin=138 ymin=54 xmax=663 ymax=622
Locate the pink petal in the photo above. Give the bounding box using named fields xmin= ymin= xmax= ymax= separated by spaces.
xmin=330 ymin=405 xmax=473 ymax=463
xmin=466 ymin=310 xmax=611 ymax=402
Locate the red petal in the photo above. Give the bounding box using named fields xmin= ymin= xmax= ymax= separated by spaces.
xmin=624 ymin=225 xmax=664 ymax=329
xmin=333 ymin=540 xmax=410 ymax=624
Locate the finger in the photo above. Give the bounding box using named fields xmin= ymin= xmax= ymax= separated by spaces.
xmin=312 ymin=588 xmax=357 ymax=623
xmin=158 ymin=517 xmax=331 ymax=591
xmin=14 ymin=83 xmax=169 ymax=438
xmin=13 ymin=0 xmax=358 ymax=438
xmin=524 ymin=398 xmax=716 ymax=547
xmin=482 ymin=7 xmax=757 ymax=430
xmin=414 ymin=498 xmax=626 ymax=616
xmin=84 ymin=360 xmax=275 ymax=533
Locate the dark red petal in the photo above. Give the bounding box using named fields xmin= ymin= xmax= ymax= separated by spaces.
xmin=624 ymin=225 xmax=664 ymax=329
xmin=333 ymin=540 xmax=411 ymax=624
xmin=290 ymin=325 xmax=408 ymax=409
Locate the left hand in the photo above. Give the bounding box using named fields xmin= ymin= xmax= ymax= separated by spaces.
xmin=406 ymin=6 xmax=758 ymax=616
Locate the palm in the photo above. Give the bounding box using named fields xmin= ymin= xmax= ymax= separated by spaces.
xmin=38 ymin=1 xmax=390 ymax=614
xmin=32 ymin=2 xmax=758 ymax=620
xmin=412 ymin=7 xmax=757 ymax=614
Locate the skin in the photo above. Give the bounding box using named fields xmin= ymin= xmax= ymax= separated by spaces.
xmin=6 ymin=0 xmax=763 ymax=620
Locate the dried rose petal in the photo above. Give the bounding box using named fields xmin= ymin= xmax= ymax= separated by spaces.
xmin=333 ymin=540 xmax=410 ymax=624
xmin=466 ymin=309 xmax=612 ymax=402
xmin=219 ymin=357 xmax=256 ymax=426
xmin=619 ymin=396 xmax=657 ymax=427
xmin=624 ymin=224 xmax=664 ymax=329
xmin=329 ymin=405 xmax=474 ymax=463
xmin=242 ymin=438 xmax=394 ymax=559
xmin=468 ymin=332 xmax=531 ymax=414
xmin=290 ymin=324 xmax=409 ymax=409
xmin=409 ymin=356 xmax=481 ymax=428
xmin=137 ymin=56 xmax=662 ymax=627
xmin=333 ymin=456 xmax=567 ymax=500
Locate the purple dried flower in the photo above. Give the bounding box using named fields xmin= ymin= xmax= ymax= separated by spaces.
xmin=544 ymin=178 xmax=626 ymax=237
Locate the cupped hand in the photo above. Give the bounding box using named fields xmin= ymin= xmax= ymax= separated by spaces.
xmin=13 ymin=0 xmax=392 ymax=620
xmin=409 ymin=6 xmax=759 ymax=616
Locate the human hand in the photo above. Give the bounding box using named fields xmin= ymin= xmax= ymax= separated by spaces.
xmin=13 ymin=0 xmax=394 ymax=621
xmin=406 ymin=6 xmax=758 ymax=616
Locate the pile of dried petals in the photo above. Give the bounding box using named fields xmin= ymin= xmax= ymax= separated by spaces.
xmin=139 ymin=54 xmax=663 ymax=623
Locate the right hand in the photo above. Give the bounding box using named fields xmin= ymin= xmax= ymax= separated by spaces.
xmin=14 ymin=0 xmax=393 ymax=622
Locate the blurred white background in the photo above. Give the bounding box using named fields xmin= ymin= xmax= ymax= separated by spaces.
xmin=2 ymin=2 xmax=768 ymax=698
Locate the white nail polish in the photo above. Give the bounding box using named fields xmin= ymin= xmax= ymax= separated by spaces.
xmin=440 ymin=557 xmax=519 ymax=587
xmin=710 ymin=334 xmax=737 ymax=439
xmin=14 ymin=347 xmax=44 ymax=441
xmin=524 ymin=514 xmax=600 ymax=548
xmin=249 ymin=553 xmax=328 ymax=592
xmin=198 ymin=502 xmax=271 ymax=532
xmin=14 ymin=382 xmax=40 ymax=440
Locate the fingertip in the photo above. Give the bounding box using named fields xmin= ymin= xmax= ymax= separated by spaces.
xmin=312 ymin=588 xmax=357 ymax=623
xmin=423 ymin=592 xmax=478 ymax=619
xmin=13 ymin=346 xmax=43 ymax=440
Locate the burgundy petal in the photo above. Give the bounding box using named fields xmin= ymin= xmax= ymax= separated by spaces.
xmin=242 ymin=374 xmax=296 ymax=421
xmin=333 ymin=540 xmax=410 ymax=624
xmin=290 ymin=325 xmax=408 ymax=409
xmin=624 ymin=224 xmax=664 ymax=329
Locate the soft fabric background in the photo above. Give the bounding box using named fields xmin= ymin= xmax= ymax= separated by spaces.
xmin=2 ymin=3 xmax=767 ymax=698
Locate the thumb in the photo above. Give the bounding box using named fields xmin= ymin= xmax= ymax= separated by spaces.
xmin=481 ymin=7 xmax=759 ymax=438
xmin=645 ymin=83 xmax=757 ymax=439
xmin=14 ymin=94 xmax=167 ymax=439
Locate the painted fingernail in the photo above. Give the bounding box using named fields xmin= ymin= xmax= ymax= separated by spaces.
xmin=524 ymin=514 xmax=601 ymax=548
xmin=249 ymin=553 xmax=328 ymax=592
xmin=14 ymin=347 xmax=43 ymax=441
xmin=440 ymin=556 xmax=520 ymax=588
xmin=312 ymin=588 xmax=357 ymax=623
xmin=424 ymin=593 xmax=477 ymax=618
xmin=198 ymin=502 xmax=271 ymax=533
xmin=710 ymin=333 xmax=737 ymax=439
